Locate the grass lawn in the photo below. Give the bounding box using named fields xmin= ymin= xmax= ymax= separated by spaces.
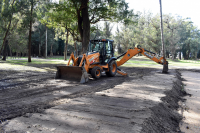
xmin=121 ymin=56 xmax=200 ymax=68
xmin=5 ymin=59 xmax=67 ymax=65
xmin=1 ymin=56 xmax=200 ymax=69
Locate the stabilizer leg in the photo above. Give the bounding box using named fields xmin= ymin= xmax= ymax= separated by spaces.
xmin=117 ymin=68 xmax=128 ymax=76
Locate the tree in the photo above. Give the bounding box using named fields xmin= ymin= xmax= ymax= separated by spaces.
xmin=46 ymin=1 xmax=77 ymax=60
xmin=8 ymin=19 xmax=29 ymax=58
xmin=115 ymin=25 xmax=122 ymax=54
xmin=180 ymin=21 xmax=200 ymax=60
xmin=102 ymin=22 xmax=113 ymax=39
xmin=37 ymin=1 xmax=51 ymax=58
xmin=0 ymin=0 xmax=25 ymax=60
xmin=145 ymin=14 xmax=162 ymax=52
xmin=52 ymin=0 xmax=134 ymax=54
xmin=22 ymin=0 xmax=51 ymax=62
xmin=163 ymin=15 xmax=182 ymax=60
xmin=28 ymin=0 xmax=34 ymax=62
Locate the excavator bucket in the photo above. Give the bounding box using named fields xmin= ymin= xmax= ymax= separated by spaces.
xmin=55 ymin=66 xmax=89 ymax=83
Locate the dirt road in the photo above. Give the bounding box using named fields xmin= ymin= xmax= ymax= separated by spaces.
xmin=179 ymin=71 xmax=200 ymax=133
xmin=0 ymin=61 xmax=187 ymax=132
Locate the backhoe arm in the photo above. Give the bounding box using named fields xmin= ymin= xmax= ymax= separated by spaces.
xmin=116 ymin=48 xmax=142 ymax=67
xmin=116 ymin=47 xmax=168 ymax=76
xmin=140 ymin=48 xmax=166 ymax=65
xmin=117 ymin=47 xmax=167 ymax=67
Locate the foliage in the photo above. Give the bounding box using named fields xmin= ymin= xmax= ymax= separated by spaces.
xmin=1 ymin=0 xmax=200 ymax=62
xmin=0 ymin=0 xmax=27 ymax=57
xmin=114 ymin=12 xmax=200 ymax=60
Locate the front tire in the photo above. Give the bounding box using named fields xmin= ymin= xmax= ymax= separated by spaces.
xmin=91 ymin=66 xmax=102 ymax=79
xmin=106 ymin=60 xmax=117 ymax=77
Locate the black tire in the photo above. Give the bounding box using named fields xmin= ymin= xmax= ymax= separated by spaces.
xmin=91 ymin=66 xmax=102 ymax=79
xmin=106 ymin=60 xmax=117 ymax=77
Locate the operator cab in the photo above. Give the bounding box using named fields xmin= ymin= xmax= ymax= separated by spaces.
xmin=88 ymin=39 xmax=114 ymax=64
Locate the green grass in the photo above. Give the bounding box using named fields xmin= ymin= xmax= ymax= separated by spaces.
xmin=124 ymin=60 xmax=156 ymax=64
xmin=119 ymin=56 xmax=200 ymax=67
xmin=4 ymin=58 xmax=67 ymax=66
xmin=47 ymin=56 xmax=65 ymax=60
xmin=6 ymin=56 xmax=27 ymax=59
xmin=2 ymin=56 xmax=200 ymax=68
xmin=6 ymin=56 xmax=68 ymax=60
xmin=167 ymin=58 xmax=200 ymax=63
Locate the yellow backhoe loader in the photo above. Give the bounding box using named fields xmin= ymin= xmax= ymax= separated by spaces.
xmin=55 ymin=39 xmax=168 ymax=83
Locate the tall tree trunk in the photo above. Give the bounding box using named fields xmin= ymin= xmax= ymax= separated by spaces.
xmin=39 ymin=30 xmax=41 ymax=56
xmin=64 ymin=29 xmax=69 ymax=60
xmin=117 ymin=43 xmax=121 ymax=54
xmin=81 ymin=0 xmax=90 ymax=54
xmin=179 ymin=51 xmax=181 ymax=60
xmin=45 ymin=26 xmax=48 ymax=58
xmin=50 ymin=32 xmax=55 ymax=57
xmin=0 ymin=21 xmax=12 ymax=59
xmin=0 ymin=0 xmax=15 ymax=57
xmin=171 ymin=47 xmax=176 ymax=60
xmin=74 ymin=39 xmax=78 ymax=58
xmin=28 ymin=1 xmax=33 ymax=62
xmin=196 ymin=45 xmax=199 ymax=60
xmin=195 ymin=51 xmax=197 ymax=60
xmin=2 ymin=40 xmax=8 ymax=61
xmin=77 ymin=11 xmax=83 ymax=41
xmin=50 ymin=44 xmax=53 ymax=57
xmin=8 ymin=44 xmax=12 ymax=57
xmin=186 ymin=43 xmax=190 ymax=60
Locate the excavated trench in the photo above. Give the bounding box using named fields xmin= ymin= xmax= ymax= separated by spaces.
xmin=142 ymin=70 xmax=189 ymax=133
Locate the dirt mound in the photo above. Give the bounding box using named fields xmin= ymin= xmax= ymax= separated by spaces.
xmin=141 ymin=70 xmax=188 ymax=133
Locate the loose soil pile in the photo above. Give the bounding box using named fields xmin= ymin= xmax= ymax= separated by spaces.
xmin=142 ymin=70 xmax=188 ymax=132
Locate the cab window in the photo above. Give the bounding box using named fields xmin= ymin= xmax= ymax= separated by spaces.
xmin=90 ymin=41 xmax=104 ymax=52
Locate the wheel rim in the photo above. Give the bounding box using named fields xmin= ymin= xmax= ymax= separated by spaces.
xmin=112 ymin=63 xmax=116 ymax=73
xmin=96 ymin=69 xmax=101 ymax=76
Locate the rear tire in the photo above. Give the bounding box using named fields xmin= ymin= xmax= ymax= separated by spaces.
xmin=106 ymin=60 xmax=117 ymax=77
xmin=91 ymin=66 xmax=102 ymax=79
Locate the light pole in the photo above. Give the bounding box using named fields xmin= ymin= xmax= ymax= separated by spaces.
xmin=159 ymin=0 xmax=168 ymax=73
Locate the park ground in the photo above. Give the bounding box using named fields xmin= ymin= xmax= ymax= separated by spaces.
xmin=0 ymin=56 xmax=200 ymax=133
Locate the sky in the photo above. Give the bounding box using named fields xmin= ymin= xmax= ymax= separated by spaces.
xmin=126 ymin=0 xmax=200 ymax=28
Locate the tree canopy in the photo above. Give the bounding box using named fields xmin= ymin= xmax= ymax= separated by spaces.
xmin=1 ymin=0 xmax=200 ymax=61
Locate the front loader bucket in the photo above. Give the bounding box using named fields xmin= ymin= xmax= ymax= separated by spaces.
xmin=55 ymin=65 xmax=89 ymax=83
